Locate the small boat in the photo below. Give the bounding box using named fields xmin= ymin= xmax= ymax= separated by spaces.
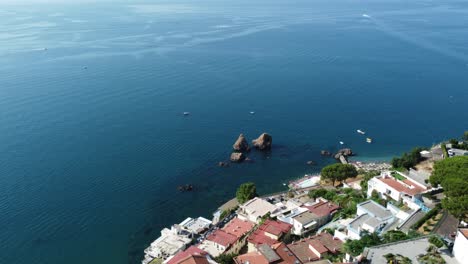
xmin=357 ymin=129 xmax=365 ymax=135
xmin=282 ymin=183 xmax=287 ymax=186
xmin=183 ymin=112 xmax=190 ymax=116
xmin=249 ymin=111 xmax=255 ymax=115
xmin=366 ymin=138 xmax=373 ymax=143
xmin=362 ymin=14 xmax=370 ymax=18
xmin=339 ymin=141 xmax=344 ymax=145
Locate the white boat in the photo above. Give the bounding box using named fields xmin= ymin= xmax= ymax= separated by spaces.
xmin=362 ymin=14 xmax=370 ymax=18
xmin=250 ymin=111 xmax=255 ymax=115
xmin=366 ymin=138 xmax=373 ymax=143
xmin=357 ymin=129 xmax=366 ymax=135
xmin=183 ymin=112 xmax=190 ymax=116
xmin=339 ymin=141 xmax=344 ymax=145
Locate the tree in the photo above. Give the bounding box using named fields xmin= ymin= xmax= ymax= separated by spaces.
xmin=308 ymin=188 xmax=328 ymax=199
xmin=215 ymin=253 xmax=238 ymax=264
xmin=236 ymin=182 xmax=257 ymax=204
xmin=391 ymin=147 xmax=424 ymax=169
xmin=429 ymin=156 xmax=468 ymax=220
xmin=360 ymin=170 xmax=380 ymax=191
xmin=463 ymin=131 xmax=468 ymax=141
xmin=343 ymin=232 xmax=381 ymax=256
xmin=320 ymin=163 xmax=358 ymax=186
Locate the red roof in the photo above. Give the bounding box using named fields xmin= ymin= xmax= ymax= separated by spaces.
xmin=222 ymin=217 xmax=255 ymax=239
xmin=304 ymin=200 xmax=340 ymax=217
xmin=272 ymin=242 xmax=301 ymax=264
xmin=261 ymin=220 xmax=292 ymax=236
xmin=167 ymin=246 xmax=207 ymax=264
xmin=309 ymin=240 xmax=328 ymax=254
xmin=248 ymin=231 xmax=278 ymax=246
xmin=234 ymin=251 xmax=269 ymax=264
xmin=378 ymin=176 xmax=425 ymax=196
xmin=178 ymin=255 xmax=210 ymax=264
xmin=206 ymin=230 xmax=238 ymax=247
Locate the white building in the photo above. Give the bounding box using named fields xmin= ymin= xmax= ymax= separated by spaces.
xmin=334 ymin=200 xmax=395 ymax=241
xmin=143 ymin=226 xmax=192 ymax=264
xmin=367 ymin=171 xmax=428 ymax=210
xmin=179 ymin=217 xmax=212 ymax=235
xmin=291 ymin=210 xmax=318 ymax=235
xmin=453 ymin=228 xmax=468 ymax=264
xmin=237 ymin=197 xmax=276 ymax=223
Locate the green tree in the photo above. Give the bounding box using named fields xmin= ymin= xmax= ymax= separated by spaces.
xmin=236 ymin=182 xmax=257 ymax=204
xmin=214 ymin=253 xmax=238 ymax=264
xmin=463 ymin=131 xmax=468 ymax=141
xmin=430 ymin=156 xmax=468 ymax=221
xmin=391 ymin=147 xmax=424 ymax=169
xmin=321 ymin=163 xmax=358 ymax=186
xmin=360 ymin=170 xmax=380 ymax=191
xmin=308 ymin=188 xmax=328 ymax=199
xmin=343 ymin=232 xmax=381 ymax=256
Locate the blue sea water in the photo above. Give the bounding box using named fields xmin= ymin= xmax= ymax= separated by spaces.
xmin=1 ymin=0 xmax=467 ymax=263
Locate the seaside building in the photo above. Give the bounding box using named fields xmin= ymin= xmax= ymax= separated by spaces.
xmin=238 ymin=197 xmax=277 ymax=223
xmin=367 ymin=171 xmax=429 ymax=211
xmin=180 ymin=217 xmax=212 ymax=235
xmin=212 ymin=198 xmax=239 ymax=225
xmin=247 ymin=220 xmax=292 ymax=252
xmin=453 ymin=228 xmax=468 ymax=264
xmin=334 ymin=200 xmax=395 ymax=241
xmin=291 ymin=211 xmax=318 ymax=236
xmin=234 ymin=243 xmax=301 ymax=264
xmin=302 ymin=198 xmax=340 ymax=228
xmin=143 ymin=225 xmax=193 ymax=264
xmin=198 ymin=217 xmax=255 ymax=257
xmin=165 ymin=246 xmax=209 ymax=264
xmin=286 ymin=232 xmax=342 ymax=263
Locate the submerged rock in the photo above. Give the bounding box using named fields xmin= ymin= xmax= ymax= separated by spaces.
xmin=307 ymin=160 xmax=316 ymax=165
xmin=233 ymin=134 xmax=250 ymax=152
xmin=177 ymin=184 xmax=193 ymax=192
xmin=230 ymin=152 xmax=246 ymax=162
xmin=218 ymin=161 xmax=229 ymax=167
xmin=320 ymin=150 xmax=331 ymax=156
xmin=252 ymin=133 xmax=272 ymax=150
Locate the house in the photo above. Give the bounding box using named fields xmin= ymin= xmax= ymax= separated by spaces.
xmin=165 ymin=246 xmax=209 ymax=264
xmin=286 ymin=232 xmax=342 ymax=263
xmin=176 ymin=254 xmax=219 ymax=264
xmin=247 ymin=220 xmax=292 ymax=252
xmin=198 ymin=217 xmax=255 ymax=257
xmin=334 ymin=200 xmax=395 ymax=241
xmin=453 ymin=228 xmax=468 ymax=264
xmin=238 ymin=197 xmax=277 ymax=223
xmin=180 ymin=217 xmax=212 ymax=235
xmin=343 ymin=178 xmax=362 ymax=191
xmin=367 ymin=171 xmax=428 ymax=210
xmin=212 ymin=198 xmax=239 ymax=224
xmin=303 ymin=198 xmax=340 ymax=228
xmin=143 ymin=225 xmax=193 ymax=263
xmin=291 ymin=211 xmax=318 ymax=236
xmin=199 ymin=230 xmax=238 ymax=257
xmin=270 ymin=200 xmax=303 ymax=218
xmin=234 ymin=243 xmax=301 ymax=264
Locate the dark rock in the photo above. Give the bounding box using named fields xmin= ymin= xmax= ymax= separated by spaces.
xmin=252 ymin=133 xmax=272 ymax=150
xmin=321 ymin=150 xmax=331 ymax=156
xmin=218 ymin=161 xmax=229 ymax=167
xmin=233 ymin=134 xmax=250 ymax=152
xmin=334 ymin=148 xmax=354 ymax=159
xmin=230 ymin=152 xmax=246 ymax=162
xmin=307 ymin=161 xmax=316 ymax=165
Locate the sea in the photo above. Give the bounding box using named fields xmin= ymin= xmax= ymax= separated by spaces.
xmin=0 ymin=0 xmax=467 ymax=263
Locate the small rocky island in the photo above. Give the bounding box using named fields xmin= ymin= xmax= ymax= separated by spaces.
xmin=233 ymin=133 xmax=250 ymax=152
xmin=252 ymin=133 xmax=272 ymax=150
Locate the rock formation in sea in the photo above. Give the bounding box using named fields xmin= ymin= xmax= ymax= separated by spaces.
xmin=334 ymin=148 xmax=354 ymax=159
xmin=252 ymin=133 xmax=272 ymax=150
xmin=177 ymin=184 xmax=193 ymax=192
xmin=307 ymin=161 xmax=316 ymax=165
xmin=233 ymin=134 xmax=250 ymax=152
xmin=218 ymin=161 xmax=229 ymax=167
xmin=320 ymin=150 xmax=331 ymax=156
xmin=230 ymin=152 xmax=246 ymax=162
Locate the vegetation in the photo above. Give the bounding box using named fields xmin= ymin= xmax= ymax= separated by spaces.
xmin=360 ymin=170 xmax=380 ymax=191
xmin=429 ymin=236 xmax=444 ymax=248
xmin=429 ymin=156 xmax=468 ymax=220
xmin=370 ymin=190 xmax=387 ymax=207
xmin=391 ymin=147 xmax=425 ymax=170
xmin=214 ymin=253 xmax=238 ymax=264
xmin=449 ymin=138 xmax=468 ymax=150
xmin=418 ymin=245 xmax=446 ymax=264
xmin=441 ymin=144 xmax=449 ymax=159
xmin=236 ymin=182 xmax=257 ymax=204
xmin=308 ymin=188 xmax=366 ymax=219
xmin=384 ymin=253 xmax=412 ymax=264
xmin=464 ymin=131 xmax=468 ymax=141
xmin=320 ymin=163 xmax=358 ymax=186
xmin=411 ymin=204 xmax=442 ymax=230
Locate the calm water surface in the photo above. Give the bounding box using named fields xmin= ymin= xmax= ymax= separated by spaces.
xmin=1 ymin=0 xmax=467 ymax=263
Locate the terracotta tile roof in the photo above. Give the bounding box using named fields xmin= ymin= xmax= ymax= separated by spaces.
xmin=460 ymin=228 xmax=468 ymax=239
xmin=271 ymin=242 xmax=301 ymax=264
xmin=286 ymin=233 xmax=342 ymax=263
xmin=167 ymin=246 xmax=207 ymax=264
xmin=378 ymin=176 xmax=425 ymax=196
xmin=206 ymin=230 xmax=238 ymax=247
xmin=223 ymin=217 xmax=255 ymax=239
xmin=248 ymin=231 xmax=278 ymax=246
xmin=304 ymin=201 xmax=340 ymax=217
xmin=234 ymin=251 xmax=269 ymax=264
xmin=261 ymin=220 xmax=292 ymax=236
xmin=178 ymin=255 xmax=210 ymax=264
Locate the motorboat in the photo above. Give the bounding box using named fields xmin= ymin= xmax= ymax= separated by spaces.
xmin=366 ymin=138 xmax=373 ymax=143
xmin=357 ymin=129 xmax=365 ymax=135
